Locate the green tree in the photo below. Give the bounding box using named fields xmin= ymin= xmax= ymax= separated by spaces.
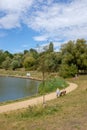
xmin=2 ymin=57 xmax=11 ymax=70
xmin=60 ymin=39 xmax=87 ymax=75
xmin=59 ymin=64 xmax=78 ymax=78
xmin=13 ymin=53 xmax=23 ymax=68
xmin=44 ymin=52 xmax=60 ymax=72
xmin=38 ymin=54 xmax=47 ymax=104
xmin=0 ymin=50 xmax=5 ymax=68
xmin=48 ymin=42 xmax=54 ymax=52
xmin=29 ymin=48 xmax=39 ymax=59
xmin=23 ymin=56 xmax=36 ymax=70
xmin=11 ymin=60 xmax=20 ymax=70
xmin=74 ymin=39 xmax=87 ymax=72
xmin=4 ymin=51 xmax=13 ymax=59
xmin=61 ymin=40 xmax=75 ymax=65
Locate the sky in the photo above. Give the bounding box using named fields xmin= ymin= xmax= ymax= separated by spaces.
xmin=0 ymin=0 xmax=87 ymax=53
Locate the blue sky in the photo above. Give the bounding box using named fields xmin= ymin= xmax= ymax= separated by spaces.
xmin=0 ymin=0 xmax=87 ymax=53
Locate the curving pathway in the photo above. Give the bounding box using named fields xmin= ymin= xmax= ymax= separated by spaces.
xmin=0 ymin=82 xmax=78 ymax=113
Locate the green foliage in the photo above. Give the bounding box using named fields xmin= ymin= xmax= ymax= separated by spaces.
xmin=75 ymin=39 xmax=87 ymax=70
xmin=23 ymin=56 xmax=36 ymax=70
xmin=48 ymin=42 xmax=54 ymax=52
xmin=16 ymin=104 xmax=61 ymax=119
xmin=0 ymin=39 xmax=87 ymax=76
xmin=23 ymin=49 xmax=28 ymax=54
xmin=0 ymin=50 xmax=6 ymax=67
xmin=38 ymin=52 xmax=60 ymax=73
xmin=4 ymin=51 xmax=13 ymax=59
xmin=59 ymin=64 xmax=78 ymax=78
xmin=2 ymin=57 xmax=11 ymax=70
xmin=60 ymin=39 xmax=87 ymax=75
xmin=29 ymin=48 xmax=39 ymax=59
xmin=11 ymin=60 xmax=20 ymax=70
xmin=45 ymin=52 xmax=60 ymax=72
xmin=38 ymin=77 xmax=68 ymax=94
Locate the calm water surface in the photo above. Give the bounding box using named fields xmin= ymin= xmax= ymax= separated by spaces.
xmin=0 ymin=76 xmax=40 ymax=102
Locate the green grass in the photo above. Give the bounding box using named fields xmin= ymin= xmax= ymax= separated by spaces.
xmin=0 ymin=75 xmax=87 ymax=130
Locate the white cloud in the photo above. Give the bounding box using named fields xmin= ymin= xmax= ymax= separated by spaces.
xmin=0 ymin=0 xmax=33 ymax=12
xmin=0 ymin=0 xmax=34 ymax=29
xmin=0 ymin=13 xmax=21 ymax=29
xmin=25 ymin=0 xmax=87 ymax=42
xmin=0 ymin=0 xmax=87 ymax=45
xmin=34 ymin=35 xmax=48 ymax=41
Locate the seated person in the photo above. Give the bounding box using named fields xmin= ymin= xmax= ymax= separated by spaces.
xmin=56 ymin=88 xmax=60 ymax=97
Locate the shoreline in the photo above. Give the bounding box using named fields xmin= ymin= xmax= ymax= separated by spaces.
xmin=0 ymin=74 xmax=68 ymax=104
xmin=0 ymin=74 xmax=42 ymax=104
xmin=0 ymin=74 xmax=42 ymax=81
xmin=0 ymin=82 xmax=78 ymax=113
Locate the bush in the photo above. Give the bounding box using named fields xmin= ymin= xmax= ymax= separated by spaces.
xmin=59 ymin=64 xmax=78 ymax=78
xmin=38 ymin=77 xmax=68 ymax=94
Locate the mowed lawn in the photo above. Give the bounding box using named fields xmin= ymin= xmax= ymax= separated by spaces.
xmin=0 ymin=75 xmax=87 ymax=130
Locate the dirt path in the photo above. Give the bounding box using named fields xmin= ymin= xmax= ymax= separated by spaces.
xmin=0 ymin=82 xmax=78 ymax=113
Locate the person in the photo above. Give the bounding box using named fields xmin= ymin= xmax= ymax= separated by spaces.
xmin=56 ymin=88 xmax=60 ymax=98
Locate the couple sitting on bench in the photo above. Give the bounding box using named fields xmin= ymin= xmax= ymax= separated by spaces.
xmin=56 ymin=88 xmax=66 ymax=98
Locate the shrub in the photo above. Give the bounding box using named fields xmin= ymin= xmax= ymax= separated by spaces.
xmin=59 ymin=64 xmax=78 ymax=78
xmin=38 ymin=77 xmax=68 ymax=94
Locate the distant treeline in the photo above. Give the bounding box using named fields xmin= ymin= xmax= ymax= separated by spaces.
xmin=0 ymin=39 xmax=87 ymax=78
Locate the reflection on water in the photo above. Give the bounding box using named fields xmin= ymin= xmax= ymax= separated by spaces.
xmin=0 ymin=76 xmax=40 ymax=102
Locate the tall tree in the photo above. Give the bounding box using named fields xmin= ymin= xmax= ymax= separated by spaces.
xmin=60 ymin=39 xmax=87 ymax=75
xmin=75 ymin=39 xmax=87 ymax=72
xmin=0 ymin=50 xmax=5 ymax=67
xmin=2 ymin=57 xmax=11 ymax=70
xmin=61 ymin=40 xmax=75 ymax=65
xmin=48 ymin=42 xmax=54 ymax=52
xmin=23 ymin=56 xmax=36 ymax=70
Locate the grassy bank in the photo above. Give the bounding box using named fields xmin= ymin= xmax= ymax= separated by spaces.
xmin=0 ymin=69 xmax=59 ymax=80
xmin=0 ymin=69 xmax=43 ymax=80
xmin=0 ymin=75 xmax=87 ymax=130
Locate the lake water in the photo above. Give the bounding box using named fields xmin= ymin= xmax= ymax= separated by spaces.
xmin=0 ymin=76 xmax=40 ymax=102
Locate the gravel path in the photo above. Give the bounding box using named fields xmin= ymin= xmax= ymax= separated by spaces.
xmin=0 ymin=82 xmax=78 ymax=113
